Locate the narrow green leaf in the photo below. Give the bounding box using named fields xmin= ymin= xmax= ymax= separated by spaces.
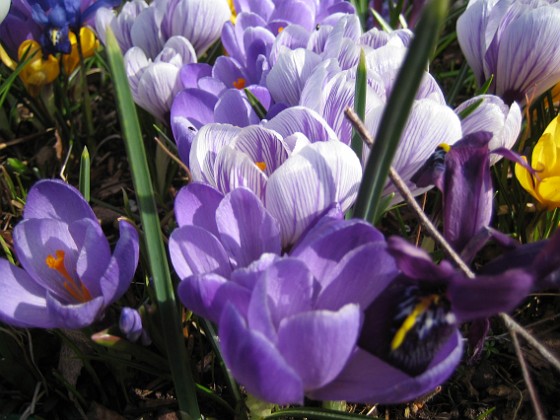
xmin=265 ymin=407 xmax=383 ymax=420
xmin=457 ymin=98 xmax=483 ymax=120
xmin=104 ymin=28 xmax=200 ymax=420
xmin=350 ymin=0 xmax=369 ymax=30
xmin=351 ymin=49 xmax=367 ymax=158
xmin=352 ymin=0 xmax=449 ymax=223
xmin=476 ymin=73 xmax=494 ymax=95
xmin=244 ymin=88 xmax=267 ymax=119
xmin=79 ymin=146 xmax=90 ymax=202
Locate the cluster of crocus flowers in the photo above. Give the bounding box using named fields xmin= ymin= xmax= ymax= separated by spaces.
xmin=515 ymin=114 xmax=560 ymax=210
xmin=0 ymin=180 xmax=139 ymax=329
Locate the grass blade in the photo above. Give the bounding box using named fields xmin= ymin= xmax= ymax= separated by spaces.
xmin=104 ymin=28 xmax=200 ymax=420
xmin=351 ymin=49 xmax=367 ymax=159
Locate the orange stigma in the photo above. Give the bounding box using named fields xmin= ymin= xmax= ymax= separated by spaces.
xmin=278 ymin=27 xmax=284 ymax=34
xmin=233 ymin=77 xmax=246 ymax=89
xmin=46 ymin=250 xmax=92 ymax=302
xmin=255 ymin=161 xmax=267 ymax=171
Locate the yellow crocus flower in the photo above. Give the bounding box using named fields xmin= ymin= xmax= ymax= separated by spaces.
xmin=62 ymin=27 xmax=100 ymax=75
xmin=17 ymin=40 xmax=60 ymax=96
xmin=515 ymin=114 xmax=560 ymax=209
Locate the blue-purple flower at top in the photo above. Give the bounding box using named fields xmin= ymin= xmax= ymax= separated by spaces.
xmin=0 ymin=180 xmax=139 ymax=329
xmin=185 ymin=109 xmax=362 ymax=245
xmin=169 ymin=184 xmax=398 ymax=404
xmin=457 ymin=0 xmax=560 ymax=105
xmin=311 ymin=235 xmax=534 ymax=404
xmin=25 ymin=0 xmax=119 ymax=54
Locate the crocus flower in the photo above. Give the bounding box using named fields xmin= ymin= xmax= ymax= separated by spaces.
xmin=186 ymin=109 xmax=362 ymax=245
xmin=119 ymin=307 xmax=151 ymax=345
xmin=125 ymin=36 xmax=197 ymax=121
xmin=515 ymin=113 xmax=560 ymax=209
xmin=28 ymin=0 xmax=120 ymax=55
xmin=0 ymin=180 xmax=139 ymax=329
xmin=169 ymin=184 xmax=398 ymax=404
xmin=457 ymin=0 xmax=560 ymax=105
xmin=311 ymin=235 xmax=533 ymax=404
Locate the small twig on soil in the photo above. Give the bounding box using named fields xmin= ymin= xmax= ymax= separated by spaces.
xmin=510 ymin=331 xmax=546 ymax=420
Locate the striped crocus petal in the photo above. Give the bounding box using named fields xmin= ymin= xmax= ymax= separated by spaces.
xmin=265 ymin=140 xmax=361 ymax=246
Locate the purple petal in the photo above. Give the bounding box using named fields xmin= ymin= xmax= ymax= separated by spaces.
xmin=231 ymin=126 xmax=289 ymax=175
xmin=0 ymin=259 xmax=54 ymax=328
xmin=179 ymin=63 xmax=213 ymax=88
xmin=130 ymin=5 xmax=164 ymax=58
xmin=265 ymin=140 xmax=361 ymax=246
xmin=317 ymin=242 xmax=397 ymax=310
xmin=266 ymin=48 xmax=322 ymax=106
xmin=189 ymin=123 xmax=241 ymax=186
xmin=174 ymin=182 xmax=223 ymax=234
xmin=310 ymin=331 xmax=463 ymax=403
xmin=135 ymin=62 xmax=182 ymax=121
xmin=216 ymin=188 xmax=281 ymax=267
xmin=448 ymin=269 xmax=533 ymax=322
xmin=214 ymin=89 xmax=260 ymax=127
xmin=214 ymin=146 xmax=268 ymax=197
xmin=46 ymin=293 xmax=105 ymax=329
xmin=178 ymin=273 xmax=252 ymax=323
xmin=24 ymin=179 xmax=96 ymax=223
xmin=456 ymin=0 xmax=488 ymax=85
xmin=291 ymin=217 xmax=383 ymax=282
xmin=220 ymin=304 xmax=304 ymax=405
xmin=99 ymin=220 xmax=140 ymax=304
xmin=277 ymin=304 xmax=361 ymax=390
xmin=264 ymin=106 xmax=338 ymax=142
xmin=13 ymin=218 xmax=79 ymax=301
xmin=169 ymin=225 xmax=231 ymax=279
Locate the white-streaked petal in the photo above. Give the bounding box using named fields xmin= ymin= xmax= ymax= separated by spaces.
xmin=189 ymin=123 xmax=242 ymax=186
xmin=266 ymin=140 xmax=361 ymax=246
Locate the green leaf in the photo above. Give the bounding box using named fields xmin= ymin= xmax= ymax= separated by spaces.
xmin=104 ymin=28 xmax=200 ymax=420
xmin=79 ymin=146 xmax=90 ymax=202
xmin=351 ymin=49 xmax=367 ymax=159
xmin=352 ymin=0 xmax=450 ymax=223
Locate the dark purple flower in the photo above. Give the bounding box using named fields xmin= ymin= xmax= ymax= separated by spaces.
xmin=311 ymin=236 xmax=533 ymax=404
xmin=0 ymin=180 xmax=139 ymax=329
xmin=28 ymin=0 xmax=119 ymax=54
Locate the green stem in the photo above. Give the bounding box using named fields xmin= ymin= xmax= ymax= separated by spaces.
xmin=104 ymin=28 xmax=200 ymax=420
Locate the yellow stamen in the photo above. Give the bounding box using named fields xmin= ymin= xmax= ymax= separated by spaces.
xmin=50 ymin=28 xmax=60 ymax=46
xmin=233 ymin=77 xmax=246 ymax=89
xmin=278 ymin=27 xmax=285 ymax=34
xmin=391 ymin=295 xmax=439 ymax=351
xmin=255 ymin=161 xmax=267 ymax=171
xmin=437 ymin=143 xmax=451 ymax=153
xmin=46 ymin=250 xmax=92 ymax=302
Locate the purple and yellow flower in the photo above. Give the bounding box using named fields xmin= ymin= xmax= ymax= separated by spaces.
xmin=0 ymin=180 xmax=139 ymax=329
xmin=169 ymin=184 xmax=397 ymax=404
xmin=457 ymin=0 xmax=560 ymax=105
xmin=313 ymin=235 xmax=533 ymax=404
xmin=515 ymin=113 xmax=560 ymax=209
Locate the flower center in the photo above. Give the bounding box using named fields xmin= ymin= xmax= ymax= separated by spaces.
xmin=387 ymin=287 xmax=456 ymax=375
xmin=255 ymin=161 xmax=266 ymax=171
xmin=45 ymin=250 xmax=92 ymax=303
xmin=233 ymin=77 xmax=246 ymax=89
xmin=50 ymin=28 xmax=62 ymax=47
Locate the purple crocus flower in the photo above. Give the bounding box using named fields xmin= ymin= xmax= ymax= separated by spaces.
xmin=119 ymin=307 xmax=151 ymax=345
xmin=0 ymin=0 xmax=40 ymax=60
xmin=185 ymin=109 xmax=362 ymax=245
xmin=125 ymin=36 xmax=197 ymax=121
xmin=0 ymin=180 xmax=139 ymax=329
xmin=312 ymin=235 xmax=533 ymax=404
xmin=169 ymin=184 xmax=398 ymax=404
xmin=457 ymin=0 xmax=560 ymax=105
